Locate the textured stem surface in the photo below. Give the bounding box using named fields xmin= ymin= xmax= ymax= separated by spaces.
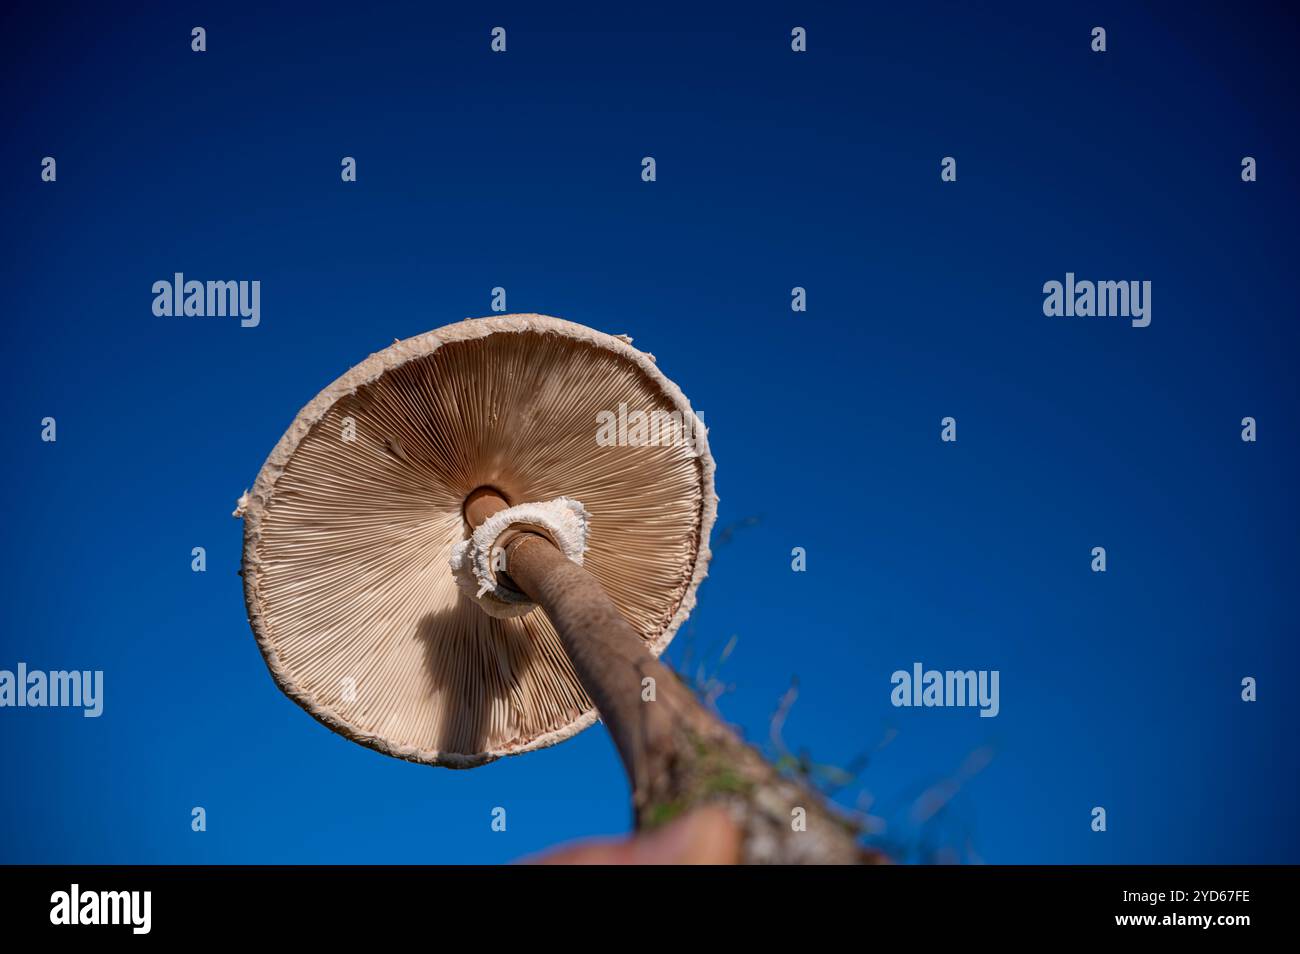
xmin=502 ymin=530 xmax=880 ymax=864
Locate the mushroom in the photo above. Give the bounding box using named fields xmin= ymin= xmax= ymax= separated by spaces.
xmin=238 ymin=314 xmax=876 ymax=863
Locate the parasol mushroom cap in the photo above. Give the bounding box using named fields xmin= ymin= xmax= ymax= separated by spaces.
xmin=238 ymin=315 xmax=716 ymax=767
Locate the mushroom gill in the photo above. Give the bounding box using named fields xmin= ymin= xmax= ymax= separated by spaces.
xmin=243 ymin=319 xmax=711 ymax=766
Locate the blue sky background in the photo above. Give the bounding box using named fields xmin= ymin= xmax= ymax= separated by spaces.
xmin=1 ymin=1 xmax=1297 ymax=863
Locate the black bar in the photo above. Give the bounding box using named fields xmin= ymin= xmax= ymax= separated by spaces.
xmin=0 ymin=865 xmax=1283 ymax=938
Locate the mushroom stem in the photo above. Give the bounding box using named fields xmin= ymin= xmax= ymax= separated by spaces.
xmin=502 ymin=532 xmax=687 ymax=799
xmin=465 ymin=491 xmax=880 ymax=864
xmin=463 ymin=486 xmax=511 ymax=529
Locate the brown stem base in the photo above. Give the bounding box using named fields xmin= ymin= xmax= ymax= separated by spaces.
xmin=503 ymin=531 xmax=882 ymax=864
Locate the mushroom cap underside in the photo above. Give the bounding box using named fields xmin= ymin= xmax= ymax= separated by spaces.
xmin=240 ymin=315 xmax=717 ymax=767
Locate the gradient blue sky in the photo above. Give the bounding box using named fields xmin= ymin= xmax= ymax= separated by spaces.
xmin=1 ymin=1 xmax=1297 ymax=863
